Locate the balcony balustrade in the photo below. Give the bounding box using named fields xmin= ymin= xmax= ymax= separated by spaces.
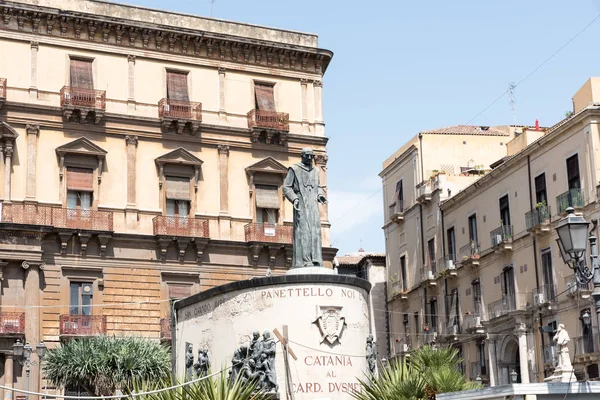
xmin=439 ymin=255 xmax=458 ymax=277
xmin=470 ymin=360 xmax=488 ymax=380
xmin=390 ymin=200 xmax=404 ymax=223
xmin=487 ymin=293 xmax=531 ymax=319
xmin=395 ymin=337 xmax=411 ymax=355
xmin=420 ymin=264 xmax=437 ymax=287
xmin=0 ymin=78 xmax=6 ymax=107
xmin=158 ymin=98 xmax=202 ymax=134
xmin=391 ymin=280 xmax=409 ymax=300
xmin=1 ymin=203 xmax=113 ymax=231
xmin=490 ymin=225 xmax=513 ymax=251
xmin=556 ymin=188 xmax=584 ymax=214
xmin=532 ymin=284 xmax=557 ymax=307
xmin=574 ymin=328 xmax=599 ymax=357
xmin=459 ymin=242 xmax=480 ymax=267
xmin=543 ymin=344 xmax=558 ymax=366
xmin=59 ymin=314 xmax=107 ymax=337
xmin=565 ymin=274 xmax=592 ymax=298
xmin=525 ymin=205 xmax=551 ymax=234
xmin=160 ymin=317 xmax=172 ymax=341
xmin=152 ymin=216 xmax=210 ymax=238
xmin=464 ymin=311 xmax=485 ymax=334
xmin=416 ymin=180 xmax=433 ymax=203
xmin=247 ymin=109 xmax=290 ymax=132
xmin=60 ymin=86 xmax=106 ymax=123
xmin=244 ymin=223 xmax=292 ymax=244
xmin=0 ymin=312 xmax=25 ymax=335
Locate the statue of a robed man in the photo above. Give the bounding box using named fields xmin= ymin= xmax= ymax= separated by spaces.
xmin=283 ymin=148 xmax=327 ymax=268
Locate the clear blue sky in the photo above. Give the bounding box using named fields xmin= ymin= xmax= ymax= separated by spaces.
xmin=120 ymin=0 xmax=600 ymax=255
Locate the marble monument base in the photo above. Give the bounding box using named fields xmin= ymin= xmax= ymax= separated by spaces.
xmin=544 ymin=366 xmax=576 ymax=383
xmin=173 ymin=274 xmax=372 ymax=400
xmin=287 ymin=266 xmax=337 ymax=275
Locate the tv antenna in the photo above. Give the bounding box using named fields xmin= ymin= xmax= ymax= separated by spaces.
xmin=210 ymin=0 xmax=215 ymax=17
xmin=508 ymin=82 xmax=517 ymax=125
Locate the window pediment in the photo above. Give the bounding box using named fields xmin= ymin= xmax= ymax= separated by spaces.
xmin=245 ymin=157 xmax=288 ymax=176
xmin=56 ymin=137 xmax=107 ymax=159
xmin=155 ymin=147 xmax=203 ymax=168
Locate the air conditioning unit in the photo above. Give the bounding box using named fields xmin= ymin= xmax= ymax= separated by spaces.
xmin=447 ymin=259 xmax=456 ymax=270
xmin=402 ymin=343 xmax=410 ymax=352
xmin=427 ymin=271 xmax=435 ymax=280
xmin=534 ymin=293 xmax=546 ymax=306
xmin=473 ymin=316 xmax=482 ymax=327
xmin=494 ymin=235 xmax=502 ymax=245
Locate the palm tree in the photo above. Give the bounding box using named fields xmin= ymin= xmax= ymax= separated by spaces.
xmin=352 ymin=345 xmax=479 ymax=400
xmin=43 ymin=336 xmax=171 ymax=396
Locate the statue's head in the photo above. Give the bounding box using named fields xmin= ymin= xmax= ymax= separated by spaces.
xmin=558 ymin=324 xmax=565 ymax=331
xmin=261 ymin=353 xmax=267 ymax=360
xmin=248 ymin=359 xmax=256 ymax=367
xmin=301 ymin=148 xmax=314 ymax=166
xmin=253 ymin=330 xmax=260 ymax=339
xmin=367 ymin=334 xmax=373 ymax=343
xmin=263 ymin=330 xmax=271 ymax=340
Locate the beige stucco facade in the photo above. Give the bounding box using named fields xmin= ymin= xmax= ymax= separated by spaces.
xmin=382 ymin=79 xmax=600 ymax=387
xmin=0 ymin=0 xmax=335 ymax=397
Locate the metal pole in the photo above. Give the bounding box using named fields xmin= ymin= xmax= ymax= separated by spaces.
xmin=589 ymin=235 xmax=600 ymax=338
xmin=25 ymin=359 xmax=30 ymax=400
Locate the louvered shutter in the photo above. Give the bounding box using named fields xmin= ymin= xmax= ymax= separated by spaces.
xmin=254 ymin=83 xmax=276 ymax=111
xmin=165 ymin=176 xmax=190 ymax=200
xmin=167 ymin=71 xmax=190 ymax=101
xmin=67 ymin=167 xmax=93 ymax=191
xmin=255 ymin=185 xmax=279 ymax=209
xmin=70 ymin=59 xmax=94 ymax=89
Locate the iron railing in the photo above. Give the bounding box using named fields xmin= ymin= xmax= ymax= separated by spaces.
xmin=158 ymin=98 xmax=202 ymax=121
xmin=470 ymin=360 xmax=487 ymax=380
xmin=459 ymin=242 xmax=480 ymax=264
xmin=0 ymin=78 xmax=6 ymax=99
xmin=395 ymin=337 xmax=411 ymax=355
xmin=60 ymin=86 xmax=106 ymax=110
xmin=532 ymin=283 xmax=557 ymax=306
xmin=487 ymin=293 xmax=531 ymax=319
xmin=416 ymin=180 xmax=432 ymax=201
xmin=244 ymin=223 xmax=292 ymax=244
xmin=160 ymin=317 xmax=172 ymax=341
xmin=543 ymin=344 xmax=558 ymax=365
xmin=525 ymin=205 xmax=551 ymax=231
xmin=420 ymin=266 xmax=436 ymax=283
xmin=152 ymin=216 xmax=210 ymax=237
xmin=444 ymin=323 xmax=460 ymax=336
xmin=464 ymin=312 xmax=484 ymax=331
xmin=490 ymin=225 xmax=513 ymax=248
xmin=574 ymin=328 xmax=598 ymax=355
xmin=0 ymin=312 xmax=25 ymax=335
xmin=564 ymin=274 xmax=592 ymax=296
xmin=59 ymin=315 xmax=107 ymax=336
xmin=556 ymin=188 xmax=584 ymax=214
xmin=247 ymin=109 xmax=290 ymax=131
xmin=438 ymin=255 xmax=457 ymax=274
xmin=1 ymin=203 xmax=113 ymax=231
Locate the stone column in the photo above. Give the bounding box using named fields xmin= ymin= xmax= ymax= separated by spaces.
xmin=29 ymin=41 xmax=38 ymax=100
xmin=4 ymin=353 xmax=13 ymax=400
xmin=301 ymin=79 xmax=309 ymax=133
xmin=22 ymin=261 xmax=43 ymax=398
xmin=127 ymin=55 xmax=135 ymax=112
xmin=218 ymin=145 xmax=231 ymax=239
xmin=313 ymin=80 xmax=324 ymax=136
xmin=486 ymin=338 xmax=497 ymax=386
xmin=4 ymin=143 xmax=14 ymax=203
xmin=515 ymin=322 xmax=530 ymax=383
xmin=218 ymin=67 xmax=226 ymax=121
xmin=25 ymin=124 xmax=40 ymax=201
xmin=125 ymin=136 xmax=138 ymax=207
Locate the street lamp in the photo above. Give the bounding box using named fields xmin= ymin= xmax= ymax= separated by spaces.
xmin=13 ymin=339 xmax=46 ymax=400
xmin=581 ymin=310 xmax=592 ymax=327
xmin=510 ymin=369 xmax=518 ymax=384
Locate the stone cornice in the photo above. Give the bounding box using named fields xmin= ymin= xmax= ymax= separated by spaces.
xmin=0 ymin=1 xmax=333 ymax=74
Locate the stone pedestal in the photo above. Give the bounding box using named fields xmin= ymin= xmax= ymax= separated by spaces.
xmin=174 ymin=274 xmax=371 ymax=400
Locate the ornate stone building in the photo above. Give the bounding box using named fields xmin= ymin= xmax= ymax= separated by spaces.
xmin=0 ymin=0 xmax=334 ymax=397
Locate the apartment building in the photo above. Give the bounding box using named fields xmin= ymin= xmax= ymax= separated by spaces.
xmin=383 ymin=77 xmax=600 ymax=386
xmin=0 ymin=0 xmax=333 ymax=397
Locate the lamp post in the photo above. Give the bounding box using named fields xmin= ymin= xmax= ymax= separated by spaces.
xmin=555 ymin=207 xmax=600 ymax=334
xmin=510 ymin=369 xmax=518 ymax=384
xmin=12 ymin=339 xmax=46 ymax=400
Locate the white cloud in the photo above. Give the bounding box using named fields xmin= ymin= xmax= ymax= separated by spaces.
xmin=327 ymin=188 xmax=383 ymax=237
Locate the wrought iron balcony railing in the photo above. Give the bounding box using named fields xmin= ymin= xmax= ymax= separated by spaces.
xmin=525 ymin=205 xmax=551 ymax=232
xmin=160 ymin=317 xmax=172 ymax=341
xmin=59 ymin=314 xmax=107 ymax=336
xmin=574 ymin=328 xmax=599 ymax=357
xmin=543 ymin=344 xmax=558 ymax=365
xmin=464 ymin=311 xmax=485 ymax=332
xmin=438 ymin=256 xmax=458 ymax=277
xmin=0 ymin=312 xmax=25 ymax=335
xmin=244 ymin=223 xmax=292 ymax=244
xmin=158 ymin=98 xmax=202 ymax=121
xmin=487 ymin=293 xmax=531 ymax=319
xmin=459 ymin=242 xmax=480 ymax=266
xmin=532 ymin=283 xmax=557 ymax=306
xmin=420 ymin=265 xmax=437 ymax=285
xmin=152 ymin=216 xmax=210 ymax=237
xmin=60 ymin=86 xmax=106 ymax=110
xmin=247 ymin=109 xmax=290 ymax=132
xmin=0 ymin=78 xmax=6 ymax=99
xmin=565 ymin=274 xmax=592 ymax=297
xmin=556 ymin=188 xmax=584 ymax=214
xmin=490 ymin=225 xmax=513 ymax=248
xmin=1 ymin=203 xmax=113 ymax=231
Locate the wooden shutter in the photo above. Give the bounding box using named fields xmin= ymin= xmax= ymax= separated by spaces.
xmin=393 ymin=180 xmax=402 ymax=203
xmin=67 ymin=167 xmax=93 ymax=191
xmin=254 ymin=83 xmax=276 ymax=111
xmin=255 ymin=185 xmax=279 ymax=209
xmin=165 ymin=176 xmax=190 ymax=200
xmin=169 ymin=284 xmax=192 ymax=299
xmin=70 ymin=59 xmax=93 ymax=89
xmin=167 ymin=71 xmax=190 ymax=101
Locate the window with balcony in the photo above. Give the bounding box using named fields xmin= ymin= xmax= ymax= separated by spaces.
xmin=167 ymin=70 xmax=190 ymax=102
xmin=499 ymin=194 xmax=511 ymax=226
xmin=66 ymin=167 xmax=93 ymax=213
xmin=429 ymin=298 xmax=438 ymax=333
xmin=541 ymin=249 xmax=556 ymax=302
xmin=248 ymin=82 xmax=289 ymax=136
xmin=403 ymin=313 xmax=410 ymax=339
xmin=477 ymin=341 xmax=487 ymax=376
xmin=447 ymin=227 xmax=456 ymax=262
xmin=567 ymin=154 xmax=581 ymax=190
xmin=255 ymin=82 xmax=275 ymax=111
xmin=62 ymin=58 xmax=105 ymax=123
xmin=446 ymin=288 xmax=459 ymax=329
xmin=400 ymin=256 xmax=407 ymax=291
xmin=70 ymin=58 xmax=93 ymax=89
xmin=427 ymin=238 xmax=436 ymax=274
xmin=70 ymin=282 xmax=93 ymax=316
xmin=414 ymin=312 xmax=420 ymax=344
xmin=390 ymin=180 xmax=404 ymax=216
xmin=468 ymin=214 xmax=478 ymax=244
xmin=501 ymin=266 xmax=516 ymax=309
xmin=472 ymin=279 xmax=481 ymax=315
xmin=255 ymin=184 xmax=280 ymax=224
xmin=165 ymin=176 xmax=191 ymax=217
xmin=535 ymin=173 xmax=547 ymax=205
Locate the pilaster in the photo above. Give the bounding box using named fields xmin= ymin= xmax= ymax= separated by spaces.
xmin=125 ymin=135 xmax=139 ymax=231
xmin=29 ymin=41 xmax=39 ymax=100
xmin=301 ymin=79 xmax=309 ymax=133
xmin=3 ymin=353 xmax=12 ymax=400
xmin=514 ymin=322 xmax=530 ymax=383
xmin=22 ymin=260 xmax=44 ymax=397
xmin=218 ymin=67 xmax=227 ymax=122
xmin=25 ymin=124 xmax=40 ymax=201
xmin=127 ymin=55 xmax=136 ymax=111
xmin=218 ymin=144 xmax=230 ymax=239
xmin=3 ymin=143 xmax=13 ymax=203
xmin=313 ymin=80 xmax=324 ymax=136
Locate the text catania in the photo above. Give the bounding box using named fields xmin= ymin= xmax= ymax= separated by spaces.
xmin=304 ymin=356 xmax=353 ymax=367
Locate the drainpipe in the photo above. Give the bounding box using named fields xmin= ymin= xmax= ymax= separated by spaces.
xmin=418 ymin=134 xmax=426 ymax=266
xmin=527 ymin=154 xmax=545 ymax=380
xmin=441 ymin=208 xmax=446 ymax=258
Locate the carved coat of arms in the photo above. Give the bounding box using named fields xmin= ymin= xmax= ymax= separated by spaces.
xmin=313 ymin=306 xmax=346 ymax=345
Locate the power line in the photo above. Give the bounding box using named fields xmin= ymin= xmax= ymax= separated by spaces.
xmin=466 ymin=12 xmax=600 ymax=125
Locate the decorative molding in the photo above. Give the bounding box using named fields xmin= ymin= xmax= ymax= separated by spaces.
xmin=314 ymin=154 xmax=328 ymax=166
xmin=0 ymin=2 xmax=332 ymax=74
xmin=217 ymin=144 xmax=230 ymax=155
xmin=25 ymin=124 xmax=40 ymax=136
xmin=245 ymin=157 xmax=288 ymax=176
xmin=218 ymin=67 xmax=226 ymax=75
xmin=30 ymin=41 xmax=39 ymax=49
xmin=22 ymin=260 xmax=45 ymax=270
xmin=300 ymin=78 xmax=309 ymax=85
xmin=125 ymin=135 xmax=138 ymax=147
xmin=313 ymin=80 xmax=323 ymax=87
xmin=127 ymin=54 xmax=136 ymax=63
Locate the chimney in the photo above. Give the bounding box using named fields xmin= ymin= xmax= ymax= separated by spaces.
xmin=535 ymin=119 xmax=539 ymax=131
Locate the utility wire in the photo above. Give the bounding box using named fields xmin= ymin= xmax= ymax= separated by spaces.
xmin=466 ymin=12 xmax=600 ymax=124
